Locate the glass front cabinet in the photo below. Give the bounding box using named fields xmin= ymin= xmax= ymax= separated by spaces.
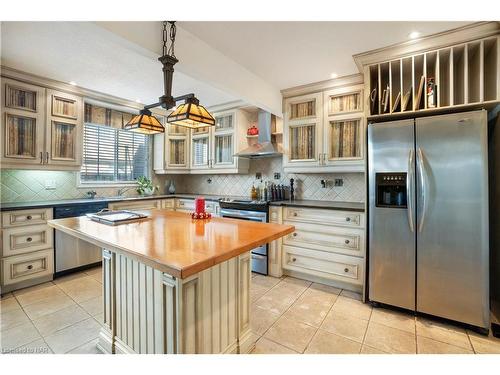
xmin=154 ymin=108 xmax=250 ymax=174
xmin=1 ymin=78 xmax=83 ymax=170
xmin=153 ymin=121 xmax=191 ymax=174
xmin=45 ymin=89 xmax=83 ymax=167
xmin=283 ymin=86 xmax=365 ymax=173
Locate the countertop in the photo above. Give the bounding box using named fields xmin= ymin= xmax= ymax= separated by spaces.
xmin=48 ymin=210 xmax=294 ymax=279
xmin=1 ymin=194 xmax=365 ymax=212
xmin=270 ymin=199 xmax=365 ymax=212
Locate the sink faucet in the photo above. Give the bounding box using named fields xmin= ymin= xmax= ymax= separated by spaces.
xmin=117 ymin=187 xmax=134 ymax=196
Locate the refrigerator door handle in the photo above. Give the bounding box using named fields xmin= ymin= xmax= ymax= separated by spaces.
xmin=417 ymin=147 xmax=428 ymax=232
xmin=407 ymin=149 xmax=414 ymax=232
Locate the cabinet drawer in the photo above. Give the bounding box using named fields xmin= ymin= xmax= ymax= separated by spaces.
xmin=283 ymin=245 xmax=364 ymax=286
xmin=205 ymin=201 xmax=218 ymax=214
xmin=283 ymin=222 xmax=365 ymax=257
xmin=284 ymin=207 xmax=364 ymax=228
xmin=269 ymin=206 xmax=282 ymax=223
xmin=2 ymin=224 xmax=53 ymax=257
xmin=2 ymin=249 xmax=54 ymax=286
xmin=108 ymin=200 xmax=162 ymax=211
xmin=162 ymin=199 xmax=175 ymax=210
xmin=2 ymin=208 xmax=52 ymax=228
xmin=175 ymin=199 xmax=218 ymax=214
xmin=175 ymin=199 xmax=195 ymax=211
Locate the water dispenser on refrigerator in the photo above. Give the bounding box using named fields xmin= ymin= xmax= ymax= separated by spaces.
xmin=375 ymin=173 xmax=407 ymax=208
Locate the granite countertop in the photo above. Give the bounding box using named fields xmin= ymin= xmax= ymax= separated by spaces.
xmin=0 ymin=194 xmax=223 ymax=211
xmin=1 ymin=194 xmax=365 ymax=212
xmin=270 ymin=199 xmax=365 ymax=212
xmin=49 ymin=211 xmax=294 ymax=278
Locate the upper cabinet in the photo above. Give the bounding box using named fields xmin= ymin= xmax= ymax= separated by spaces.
xmin=283 ymin=84 xmax=365 ymax=173
xmin=154 ymin=108 xmax=250 ymax=174
xmin=1 ymin=77 xmax=83 ymax=170
xmin=154 ymin=122 xmax=191 ymax=174
xmin=366 ymin=35 xmax=500 ymax=118
xmin=283 ymin=92 xmax=323 ymax=169
xmin=45 ymin=89 xmax=83 ymax=167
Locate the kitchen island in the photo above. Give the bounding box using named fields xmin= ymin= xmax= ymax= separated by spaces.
xmin=48 ymin=210 xmax=294 ymax=354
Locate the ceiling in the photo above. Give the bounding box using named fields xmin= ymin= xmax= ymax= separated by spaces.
xmin=0 ymin=22 xmax=238 ymax=107
xmin=181 ymin=21 xmax=472 ymax=89
xmin=1 ymin=21 xmax=473 ymax=110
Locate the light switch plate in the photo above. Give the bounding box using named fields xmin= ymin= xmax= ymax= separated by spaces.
xmin=45 ymin=180 xmax=56 ymax=190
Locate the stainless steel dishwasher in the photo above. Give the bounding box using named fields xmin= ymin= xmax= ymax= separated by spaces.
xmin=54 ymin=202 xmax=108 ymax=276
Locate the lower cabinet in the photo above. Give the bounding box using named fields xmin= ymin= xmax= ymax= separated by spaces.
xmin=283 ymin=245 xmax=364 ymax=286
xmin=174 ymin=198 xmax=220 ymax=215
xmin=1 ymin=208 xmax=54 ymax=293
xmin=108 ymin=199 xmax=163 ymax=211
xmin=274 ymin=206 xmax=366 ymax=292
xmin=2 ymin=249 xmax=54 ymax=286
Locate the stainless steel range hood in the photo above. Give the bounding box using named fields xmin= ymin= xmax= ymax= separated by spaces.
xmin=234 ymin=111 xmax=282 ymax=159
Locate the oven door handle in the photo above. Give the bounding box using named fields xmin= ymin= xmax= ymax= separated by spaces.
xmin=222 ymin=215 xmax=267 ymax=222
xmin=251 ymin=253 xmax=267 ymax=260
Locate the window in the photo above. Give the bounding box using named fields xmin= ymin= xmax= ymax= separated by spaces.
xmin=80 ymin=103 xmax=150 ymax=184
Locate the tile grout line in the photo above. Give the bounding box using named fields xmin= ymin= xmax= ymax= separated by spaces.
xmin=302 ymin=288 xmax=346 ymax=354
xmin=259 ymin=288 xmax=313 ymax=352
xmin=11 ymin=292 xmax=53 ymax=353
xmin=9 ymin=270 xmax=101 ymax=353
xmin=466 ymin=331 xmax=477 ymax=354
xmin=359 ymin=301 xmax=374 ymax=353
xmin=255 ymin=277 xmax=314 ymax=353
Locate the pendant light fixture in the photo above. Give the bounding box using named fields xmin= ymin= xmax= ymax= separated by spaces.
xmin=124 ymin=21 xmax=215 ymax=134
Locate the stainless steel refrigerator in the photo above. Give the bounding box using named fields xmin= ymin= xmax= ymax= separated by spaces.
xmin=368 ymin=110 xmax=490 ymax=330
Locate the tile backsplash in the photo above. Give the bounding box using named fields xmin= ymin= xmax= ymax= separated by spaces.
xmin=0 ymin=170 xmax=154 ymax=203
xmin=0 ymin=159 xmax=365 ymax=203
xmin=162 ymin=158 xmax=365 ymax=202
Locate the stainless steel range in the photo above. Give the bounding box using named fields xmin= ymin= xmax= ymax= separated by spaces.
xmin=219 ymin=198 xmax=269 ymax=275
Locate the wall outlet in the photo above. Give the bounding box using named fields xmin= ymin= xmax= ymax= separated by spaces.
xmin=274 ymin=172 xmax=281 ymax=180
xmin=45 ymin=180 xmax=56 ymax=190
xmin=334 ymin=178 xmax=344 ymax=187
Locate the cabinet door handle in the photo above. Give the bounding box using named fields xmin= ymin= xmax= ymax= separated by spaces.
xmin=27 ymin=264 xmax=33 ymax=270
xmin=293 ymin=212 xmax=298 ymax=217
xmin=27 ymin=215 xmax=32 ymax=220
xmin=346 ymin=217 xmax=351 ymax=222
xmin=323 ymin=153 xmax=327 ymax=165
xmin=293 ymin=232 xmax=298 ymax=237
xmin=40 ymin=152 xmax=43 ymax=164
xmin=292 ymin=257 xmax=297 ymax=262
xmin=344 ymin=239 xmax=350 ymax=244
xmin=344 ymin=267 xmax=349 ymax=273
xmin=26 ymin=237 xmax=33 ymax=242
xmin=45 ymin=151 xmax=49 ymax=164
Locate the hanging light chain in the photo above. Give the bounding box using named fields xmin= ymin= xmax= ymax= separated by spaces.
xmin=168 ymin=21 xmax=176 ymax=58
xmin=161 ymin=21 xmax=176 ymax=58
xmin=162 ymin=21 xmax=168 ymax=56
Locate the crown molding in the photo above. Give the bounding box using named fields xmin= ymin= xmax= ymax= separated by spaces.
xmin=281 ymin=73 xmax=364 ymax=98
xmin=0 ymin=65 xmax=168 ymax=116
xmin=353 ymin=21 xmax=500 ymax=71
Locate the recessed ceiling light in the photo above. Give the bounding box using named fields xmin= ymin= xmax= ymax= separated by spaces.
xmin=69 ymin=81 xmax=77 ymax=86
xmin=409 ymin=31 xmax=421 ymax=39
xmin=330 ymin=73 xmax=338 ymax=79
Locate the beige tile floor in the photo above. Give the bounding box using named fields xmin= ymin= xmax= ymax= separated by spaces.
xmin=1 ymin=266 xmax=500 ymax=354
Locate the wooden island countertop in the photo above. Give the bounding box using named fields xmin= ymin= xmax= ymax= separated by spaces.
xmin=48 ymin=209 xmax=295 ymax=279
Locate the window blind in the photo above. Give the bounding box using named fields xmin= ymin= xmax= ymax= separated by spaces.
xmin=81 ymin=123 xmax=150 ymax=183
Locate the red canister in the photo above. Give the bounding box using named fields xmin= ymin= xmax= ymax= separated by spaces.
xmin=195 ymin=197 xmax=205 ymax=214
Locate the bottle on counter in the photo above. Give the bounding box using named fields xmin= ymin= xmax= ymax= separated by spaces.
xmin=263 ymin=181 xmax=268 ymax=201
xmin=251 ymin=184 xmax=258 ymax=200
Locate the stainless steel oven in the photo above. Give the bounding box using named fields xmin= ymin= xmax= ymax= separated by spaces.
xmin=219 ymin=200 xmax=269 ymax=275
